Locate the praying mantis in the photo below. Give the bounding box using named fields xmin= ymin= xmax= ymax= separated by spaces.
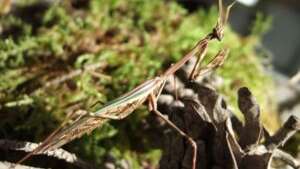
xmin=17 ymin=1 xmax=235 ymax=169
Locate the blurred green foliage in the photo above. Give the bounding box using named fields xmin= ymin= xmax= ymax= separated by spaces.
xmin=0 ymin=0 xmax=278 ymax=168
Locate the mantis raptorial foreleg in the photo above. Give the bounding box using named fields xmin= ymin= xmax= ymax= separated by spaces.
xmin=189 ymin=43 xmax=209 ymax=80
xmin=148 ymin=93 xmax=197 ymax=169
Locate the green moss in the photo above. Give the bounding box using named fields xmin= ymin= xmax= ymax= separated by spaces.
xmin=0 ymin=0 xmax=278 ymax=167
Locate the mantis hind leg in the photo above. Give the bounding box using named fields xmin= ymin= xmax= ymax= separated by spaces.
xmin=148 ymin=93 xmax=197 ymax=169
xmin=89 ymin=100 xmax=105 ymax=109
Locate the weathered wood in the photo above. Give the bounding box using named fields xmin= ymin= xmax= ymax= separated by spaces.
xmin=158 ymin=64 xmax=300 ymax=169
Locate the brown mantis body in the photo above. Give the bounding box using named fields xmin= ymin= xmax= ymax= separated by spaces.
xmin=18 ymin=1 xmax=234 ymax=169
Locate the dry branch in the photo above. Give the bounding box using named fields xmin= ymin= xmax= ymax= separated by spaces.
xmin=0 ymin=161 xmax=45 ymax=169
xmin=0 ymin=139 xmax=96 ymax=169
xmin=37 ymin=62 xmax=108 ymax=92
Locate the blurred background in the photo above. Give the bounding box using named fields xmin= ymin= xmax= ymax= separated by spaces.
xmin=179 ymin=0 xmax=300 ymax=120
xmin=231 ymin=0 xmax=300 ymax=121
xmin=0 ymin=0 xmax=299 ymax=168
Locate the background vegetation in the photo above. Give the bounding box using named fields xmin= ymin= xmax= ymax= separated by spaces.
xmin=0 ymin=0 xmax=278 ymax=168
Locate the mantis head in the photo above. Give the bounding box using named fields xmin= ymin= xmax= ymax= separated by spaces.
xmin=212 ymin=0 xmax=236 ymax=41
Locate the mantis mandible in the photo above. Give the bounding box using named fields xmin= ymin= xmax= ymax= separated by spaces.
xmin=18 ymin=1 xmax=234 ymax=169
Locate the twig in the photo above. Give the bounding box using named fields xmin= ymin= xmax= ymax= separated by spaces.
xmin=34 ymin=62 xmax=108 ymax=94
xmin=2 ymin=96 xmax=33 ymax=108
xmin=273 ymin=149 xmax=300 ymax=169
xmin=0 ymin=139 xmax=95 ymax=169
xmin=0 ymin=161 xmax=45 ymax=169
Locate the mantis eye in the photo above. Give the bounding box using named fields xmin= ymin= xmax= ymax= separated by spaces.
xmin=212 ymin=27 xmax=224 ymax=41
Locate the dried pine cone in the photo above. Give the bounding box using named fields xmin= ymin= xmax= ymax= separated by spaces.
xmin=158 ymin=58 xmax=300 ymax=169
